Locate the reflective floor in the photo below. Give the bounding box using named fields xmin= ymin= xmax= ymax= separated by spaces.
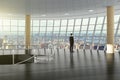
xmin=0 ymin=50 xmax=120 ymax=80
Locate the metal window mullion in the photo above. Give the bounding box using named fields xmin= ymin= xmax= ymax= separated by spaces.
xmin=31 ymin=19 xmax=33 ymax=46
xmin=78 ymin=18 xmax=83 ymax=50
xmin=39 ymin=19 xmax=41 ymax=39
xmin=83 ymin=18 xmax=90 ymax=49
xmin=2 ymin=17 xmax=4 ymax=54
xmin=51 ymin=20 xmax=55 ymax=42
xmin=38 ymin=19 xmax=40 ymax=48
xmin=116 ymin=17 xmax=120 ymax=35
xmin=45 ymin=20 xmax=48 ymax=43
xmin=58 ymin=19 xmax=62 ymax=44
xmin=115 ymin=16 xmax=120 ymax=43
xmin=72 ymin=19 xmax=76 ymax=50
xmin=73 ymin=19 xmax=76 ymax=34
xmin=91 ymin=17 xmax=98 ymax=50
xmin=17 ymin=19 xmax=19 ymax=53
xmin=10 ymin=17 xmax=11 ymax=32
xmin=30 ymin=19 xmax=31 ymax=47
xmin=104 ymin=38 xmax=107 ymax=51
xmin=97 ymin=16 xmax=105 ymax=50
xmin=78 ymin=18 xmax=83 ymax=42
xmin=1 ymin=17 xmax=3 ymax=32
xmin=10 ymin=17 xmax=11 ymax=54
xmin=65 ymin=19 xmax=69 ymax=42
xmin=3 ymin=17 xmax=5 ymax=52
xmin=17 ymin=18 xmax=19 ymax=53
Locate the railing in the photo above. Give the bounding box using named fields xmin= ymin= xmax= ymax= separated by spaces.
xmin=12 ymin=48 xmax=55 ymax=64
xmin=0 ymin=45 xmax=119 ymax=64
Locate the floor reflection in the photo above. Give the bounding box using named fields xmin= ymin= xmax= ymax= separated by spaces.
xmin=25 ymin=64 xmax=32 ymax=80
xmin=106 ymin=53 xmax=115 ymax=80
xmin=70 ymin=52 xmax=74 ymax=68
xmin=0 ymin=50 xmax=120 ymax=80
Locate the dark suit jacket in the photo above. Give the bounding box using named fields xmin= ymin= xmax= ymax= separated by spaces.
xmin=69 ymin=36 xmax=74 ymax=46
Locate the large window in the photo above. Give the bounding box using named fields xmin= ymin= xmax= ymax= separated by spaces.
xmin=0 ymin=17 xmax=25 ymax=55
xmin=0 ymin=15 xmax=120 ymax=55
xmin=31 ymin=15 xmax=120 ymax=50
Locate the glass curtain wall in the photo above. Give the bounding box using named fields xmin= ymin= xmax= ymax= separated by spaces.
xmin=0 ymin=17 xmax=25 ymax=55
xmin=0 ymin=15 xmax=120 ymax=55
xmin=31 ymin=15 xmax=120 ymax=51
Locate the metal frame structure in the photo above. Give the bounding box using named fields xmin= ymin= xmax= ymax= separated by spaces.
xmin=0 ymin=15 xmax=120 ymax=55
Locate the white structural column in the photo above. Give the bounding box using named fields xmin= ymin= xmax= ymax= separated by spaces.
xmin=106 ymin=6 xmax=114 ymax=53
xmin=25 ymin=15 xmax=31 ymax=49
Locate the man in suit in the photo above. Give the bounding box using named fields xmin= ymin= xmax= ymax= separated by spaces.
xmin=69 ymin=33 xmax=74 ymax=53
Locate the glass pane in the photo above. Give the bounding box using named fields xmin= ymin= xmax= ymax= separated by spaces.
xmin=0 ymin=26 xmax=2 ymax=31
xmin=103 ymin=24 xmax=106 ymax=30
xmin=19 ymin=27 xmax=25 ymax=31
xmin=102 ymin=31 xmax=106 ymax=36
xmin=89 ymin=25 xmax=94 ymax=30
xmin=75 ymin=19 xmax=81 ymax=25
xmin=114 ymin=15 xmax=120 ymax=23
xmin=3 ymin=26 xmax=10 ymax=31
xmin=61 ymin=27 xmax=66 ymax=32
xmin=61 ymin=20 xmax=67 ymax=26
xmin=67 ymin=26 xmax=73 ymax=32
xmin=54 ymin=20 xmax=60 ymax=26
xmin=0 ymin=19 xmax=2 ymax=26
xmin=40 ymin=20 xmax=46 ymax=26
xmin=18 ymin=32 xmax=25 ymax=36
xmin=81 ymin=31 xmax=86 ymax=36
xmin=95 ymin=31 xmax=101 ymax=35
xmin=33 ymin=27 xmax=39 ymax=31
xmin=40 ymin=27 xmax=46 ymax=32
xmin=81 ymin=26 xmax=88 ymax=30
xmin=3 ymin=20 xmax=10 ymax=25
xmin=74 ymin=26 xmax=80 ymax=32
xmin=46 ymin=32 xmax=52 ymax=36
xmin=74 ymin=32 xmax=79 ymax=36
xmin=33 ymin=20 xmax=39 ymax=26
xmin=90 ymin=18 xmax=96 ymax=24
xmin=97 ymin=17 xmax=104 ymax=24
xmin=47 ymin=20 xmax=53 ymax=26
xmin=114 ymin=24 xmax=117 ymax=30
xmin=53 ymin=32 xmax=59 ymax=36
xmin=82 ymin=18 xmax=88 ymax=25
xmin=47 ymin=27 xmax=53 ymax=31
xmin=104 ymin=17 xmax=107 ymax=23
xmin=118 ymin=31 xmax=120 ymax=34
xmin=39 ymin=32 xmax=45 ymax=36
xmin=11 ymin=20 xmax=17 ymax=26
xmin=60 ymin=32 xmax=66 ymax=36
xmin=88 ymin=31 xmax=93 ymax=35
xmin=68 ymin=19 xmax=74 ymax=25
xmin=96 ymin=25 xmax=102 ymax=30
xmin=18 ymin=20 xmax=25 ymax=26
xmin=54 ymin=27 xmax=59 ymax=32
xmin=11 ymin=26 xmax=17 ymax=31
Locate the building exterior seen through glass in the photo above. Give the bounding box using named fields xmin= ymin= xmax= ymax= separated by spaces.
xmin=0 ymin=15 xmax=120 ymax=55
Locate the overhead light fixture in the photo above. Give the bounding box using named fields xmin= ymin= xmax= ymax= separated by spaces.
xmin=64 ymin=13 xmax=69 ymax=15
xmin=8 ymin=14 xmax=12 ymax=16
xmin=88 ymin=9 xmax=94 ymax=12
xmin=41 ymin=14 xmax=46 ymax=17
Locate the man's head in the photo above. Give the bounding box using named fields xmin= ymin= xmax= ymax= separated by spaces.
xmin=70 ymin=33 xmax=73 ymax=35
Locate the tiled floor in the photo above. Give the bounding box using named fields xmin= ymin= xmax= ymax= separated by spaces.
xmin=0 ymin=50 xmax=120 ymax=80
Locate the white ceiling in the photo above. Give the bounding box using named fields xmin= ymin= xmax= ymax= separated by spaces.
xmin=0 ymin=0 xmax=120 ymax=18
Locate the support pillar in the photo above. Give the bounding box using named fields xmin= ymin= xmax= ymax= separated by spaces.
xmin=25 ymin=15 xmax=31 ymax=54
xmin=106 ymin=6 xmax=114 ymax=53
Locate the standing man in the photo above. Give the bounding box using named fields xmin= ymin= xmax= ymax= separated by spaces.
xmin=69 ymin=33 xmax=74 ymax=53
